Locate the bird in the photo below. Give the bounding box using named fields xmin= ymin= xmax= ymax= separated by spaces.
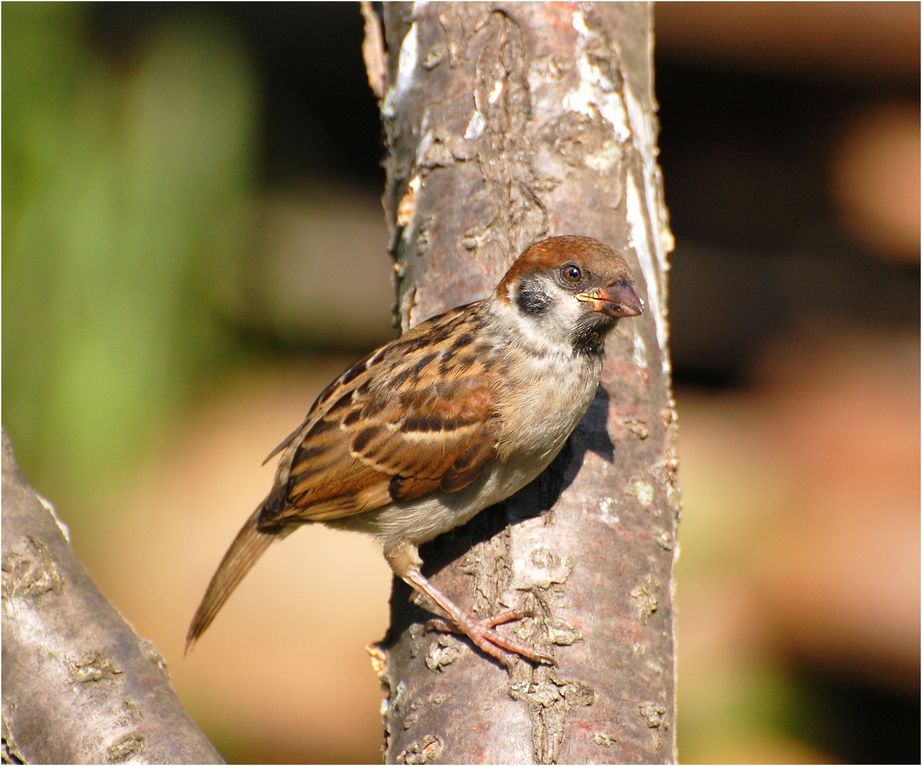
xmin=187 ymin=234 xmax=643 ymax=666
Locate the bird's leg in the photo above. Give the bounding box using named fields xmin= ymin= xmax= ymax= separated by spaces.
xmin=385 ymin=543 xmax=555 ymax=667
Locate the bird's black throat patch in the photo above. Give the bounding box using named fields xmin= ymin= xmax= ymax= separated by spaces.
xmin=569 ymin=313 xmax=614 ymax=356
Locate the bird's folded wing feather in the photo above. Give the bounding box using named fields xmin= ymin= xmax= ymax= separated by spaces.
xmin=258 ymin=305 xmax=500 ymax=526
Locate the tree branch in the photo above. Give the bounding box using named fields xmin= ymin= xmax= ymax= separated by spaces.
xmin=374 ymin=3 xmax=678 ymax=763
xmin=1 ymin=431 xmax=222 ymax=764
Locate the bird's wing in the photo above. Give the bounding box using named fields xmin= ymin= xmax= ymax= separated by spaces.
xmin=259 ymin=304 xmax=500 ymax=526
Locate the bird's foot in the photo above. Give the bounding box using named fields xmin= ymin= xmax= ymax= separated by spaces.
xmin=426 ymin=609 xmax=555 ymax=667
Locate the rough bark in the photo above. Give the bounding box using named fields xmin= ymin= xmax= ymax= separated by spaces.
xmin=1 ymin=431 xmax=223 ymax=764
xmin=370 ymin=3 xmax=678 ymax=764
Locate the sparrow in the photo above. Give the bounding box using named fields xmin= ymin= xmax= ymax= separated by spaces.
xmin=187 ymin=235 xmax=643 ymax=666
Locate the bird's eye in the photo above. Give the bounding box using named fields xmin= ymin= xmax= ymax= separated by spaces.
xmin=560 ymin=263 xmax=582 ymax=283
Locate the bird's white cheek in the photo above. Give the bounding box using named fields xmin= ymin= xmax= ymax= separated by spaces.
xmin=490 ymin=291 xmax=575 ymax=358
xmin=549 ymin=294 xmax=586 ymax=335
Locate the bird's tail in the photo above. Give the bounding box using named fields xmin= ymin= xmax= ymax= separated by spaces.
xmin=186 ymin=504 xmax=285 ymax=652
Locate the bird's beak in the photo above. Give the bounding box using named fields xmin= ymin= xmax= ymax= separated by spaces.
xmin=576 ymin=279 xmax=644 ymax=318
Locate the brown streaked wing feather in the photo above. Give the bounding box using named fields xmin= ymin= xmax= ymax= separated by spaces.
xmin=260 ymin=305 xmax=499 ymax=526
xmin=439 ymin=438 xmax=497 ymax=493
xmin=260 ymin=345 xmax=385 ymax=466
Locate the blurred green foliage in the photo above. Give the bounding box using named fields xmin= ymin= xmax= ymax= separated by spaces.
xmin=3 ymin=4 xmax=257 ymax=511
xmin=678 ymin=657 xmax=810 ymax=761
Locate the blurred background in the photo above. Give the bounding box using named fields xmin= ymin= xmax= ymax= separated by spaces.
xmin=3 ymin=3 xmax=918 ymax=763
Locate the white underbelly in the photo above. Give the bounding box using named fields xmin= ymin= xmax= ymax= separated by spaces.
xmin=337 ymin=454 xmax=554 ymax=549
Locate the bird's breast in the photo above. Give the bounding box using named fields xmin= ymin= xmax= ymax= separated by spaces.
xmin=496 ymin=348 xmax=603 ymax=460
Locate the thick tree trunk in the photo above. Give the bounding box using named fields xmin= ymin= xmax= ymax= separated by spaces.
xmin=1 ymin=432 xmax=222 ymax=764
xmin=370 ymin=3 xmax=678 ymax=764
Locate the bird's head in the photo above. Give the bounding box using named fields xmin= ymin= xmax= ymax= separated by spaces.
xmin=494 ymin=235 xmax=643 ymax=355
